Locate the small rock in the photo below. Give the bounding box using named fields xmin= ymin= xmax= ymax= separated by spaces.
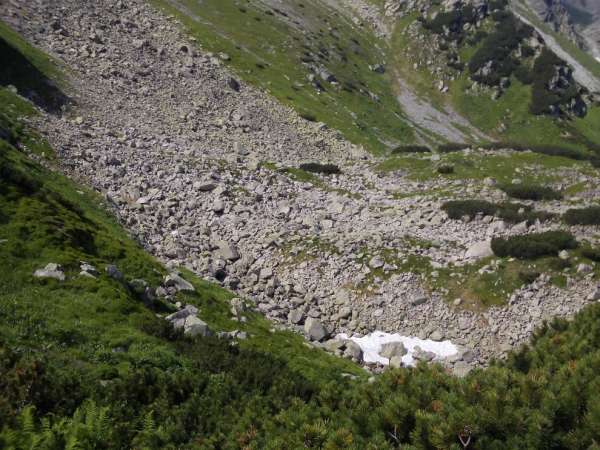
xmin=227 ymin=77 xmax=240 ymax=92
xmin=304 ymin=317 xmax=329 ymax=341
xmin=34 ymin=263 xmax=65 ymax=281
xmin=106 ymin=264 xmax=123 ymax=280
xmin=288 ymin=309 xmax=305 ymax=324
xmin=465 ymin=241 xmax=493 ymax=260
xmin=380 ymin=341 xmax=407 ymax=359
xmin=577 ymin=263 xmax=593 ymax=274
xmin=343 ymin=340 xmax=363 ymax=362
xmin=164 ymin=273 xmax=195 ymax=292
xmin=184 ymin=315 xmax=212 ymax=337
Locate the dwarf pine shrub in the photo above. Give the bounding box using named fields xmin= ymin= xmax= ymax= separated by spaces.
xmin=491 ymin=231 xmax=578 ymax=259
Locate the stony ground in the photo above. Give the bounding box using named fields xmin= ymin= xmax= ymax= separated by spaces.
xmin=3 ymin=0 xmax=600 ymax=375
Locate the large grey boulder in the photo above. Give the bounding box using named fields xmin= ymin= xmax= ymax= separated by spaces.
xmin=164 ymin=273 xmax=195 ymax=292
xmin=304 ymin=317 xmax=329 ymax=341
xmin=34 ymin=263 xmax=65 ymax=281
xmin=380 ymin=341 xmax=407 ymax=359
xmin=166 ymin=304 xmax=199 ymax=322
xmin=288 ymin=309 xmax=304 ymax=324
xmin=343 ymin=340 xmax=363 ymax=363
xmin=184 ymin=315 xmax=212 ymax=337
xmin=215 ymin=241 xmax=240 ymax=261
xmin=464 ymin=241 xmax=493 ymax=260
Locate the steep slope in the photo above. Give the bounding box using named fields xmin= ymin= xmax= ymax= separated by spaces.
xmin=384 ymin=0 xmax=600 ymax=153
xmin=3 ymin=41 xmax=600 ymax=447
xmin=3 ymin=1 xmax=600 ymax=448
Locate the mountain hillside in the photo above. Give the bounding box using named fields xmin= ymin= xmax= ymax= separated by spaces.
xmin=523 ymin=0 xmax=600 ymax=61
xmin=2 ymin=0 xmax=600 ymax=447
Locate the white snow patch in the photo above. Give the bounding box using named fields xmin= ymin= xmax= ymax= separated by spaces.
xmin=338 ymin=331 xmax=458 ymax=367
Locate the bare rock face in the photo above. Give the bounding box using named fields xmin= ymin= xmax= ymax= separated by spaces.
xmin=304 ymin=318 xmax=329 ymax=342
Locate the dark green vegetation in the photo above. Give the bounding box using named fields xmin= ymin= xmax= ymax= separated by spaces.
xmin=442 ymin=199 xmax=553 ymax=224
xmin=500 ymin=183 xmax=562 ymax=201
xmin=528 ymin=49 xmax=584 ymax=116
xmin=391 ymin=144 xmax=431 ymax=154
xmin=436 ymin=163 xmax=454 ymax=174
xmin=467 ymin=11 xmax=533 ymax=87
xmin=479 ymin=141 xmax=591 ymax=160
xmin=150 ymin=0 xmax=415 ymax=154
xmin=299 ymin=162 xmax=341 ymax=175
xmin=491 ymin=231 xmax=578 ymax=259
xmin=0 ymin=21 xmax=67 ymax=112
xmin=582 ymin=247 xmax=600 ymax=262
xmin=563 ymin=206 xmax=600 ymax=226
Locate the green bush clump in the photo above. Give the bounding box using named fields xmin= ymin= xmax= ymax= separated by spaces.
xmin=529 ymin=49 xmax=584 ymax=116
xmin=563 ymin=206 xmax=600 ymax=225
xmin=500 ymin=183 xmax=562 ymax=201
xmin=391 ymin=144 xmax=431 ymax=154
xmin=299 ymin=162 xmax=341 ymax=175
xmin=441 ymin=199 xmax=552 ymax=223
xmin=468 ymin=12 xmax=533 ymax=86
xmin=514 ymin=65 xmax=533 ymax=85
xmin=518 ymin=269 xmax=540 ymax=284
xmin=299 ymin=111 xmax=317 ymax=122
xmin=479 ymin=141 xmax=588 ymax=160
xmin=491 ymin=231 xmax=578 ymax=259
xmin=582 ymin=247 xmax=600 ymax=262
xmin=437 ymin=164 xmax=454 ymax=174
xmin=437 ymin=142 xmax=469 ymax=153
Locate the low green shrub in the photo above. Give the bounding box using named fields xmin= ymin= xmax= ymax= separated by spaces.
xmin=563 ymin=206 xmax=600 ymax=226
xmin=299 ymin=162 xmax=341 ymax=175
xmin=518 ymin=269 xmax=540 ymax=284
xmin=391 ymin=145 xmax=431 ymax=154
xmin=491 ymin=231 xmax=578 ymax=259
xmin=442 ymin=200 xmax=497 ymax=219
xmin=299 ymin=111 xmax=317 ymax=122
xmin=441 ymin=199 xmax=553 ymax=223
xmin=500 ymin=183 xmax=562 ymax=201
xmin=437 ymin=143 xmax=469 ymax=153
xmin=582 ymin=247 xmax=600 ymax=262
xmin=437 ymin=164 xmax=454 ymax=174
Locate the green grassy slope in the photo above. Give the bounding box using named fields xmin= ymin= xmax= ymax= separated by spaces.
xmin=151 ymin=0 xmax=415 ymax=154
xmin=389 ymin=3 xmax=600 ymax=154
xmin=3 ymin=14 xmax=600 ymax=450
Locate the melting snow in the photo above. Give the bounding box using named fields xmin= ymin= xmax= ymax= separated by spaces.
xmin=338 ymin=331 xmax=458 ymax=367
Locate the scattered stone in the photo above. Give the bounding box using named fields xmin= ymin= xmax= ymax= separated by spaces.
xmin=106 ymin=264 xmax=123 ymax=280
xmin=80 ymin=262 xmax=99 ymax=278
xmin=464 ymin=241 xmax=493 ymax=260
xmin=34 ymin=263 xmax=65 ymax=281
xmin=380 ymin=341 xmax=407 ymax=359
xmin=304 ymin=317 xmax=329 ymax=341
xmin=164 ymin=273 xmax=195 ymax=292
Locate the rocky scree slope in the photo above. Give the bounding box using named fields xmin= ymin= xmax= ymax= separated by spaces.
xmin=2 ymin=0 xmax=600 ymax=375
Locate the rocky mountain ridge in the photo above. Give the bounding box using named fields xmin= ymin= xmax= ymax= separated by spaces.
xmin=523 ymin=0 xmax=600 ymax=61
